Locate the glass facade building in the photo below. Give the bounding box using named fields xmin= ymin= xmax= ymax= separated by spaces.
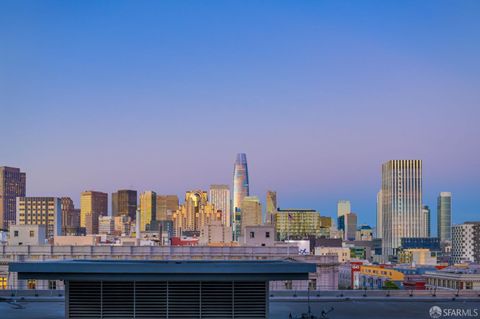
xmin=232 ymin=153 xmax=249 ymax=240
xmin=437 ymin=192 xmax=452 ymax=242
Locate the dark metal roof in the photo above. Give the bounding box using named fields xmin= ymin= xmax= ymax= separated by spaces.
xmin=10 ymin=259 xmax=316 ymax=281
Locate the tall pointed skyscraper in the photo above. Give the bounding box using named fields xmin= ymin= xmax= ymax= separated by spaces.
xmin=232 ymin=153 xmax=249 ymax=240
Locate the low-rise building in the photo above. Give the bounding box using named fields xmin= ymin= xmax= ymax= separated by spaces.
xmin=8 ymin=225 xmax=46 ymax=246
xmin=398 ymin=248 xmax=437 ymax=265
xmin=243 ymin=225 xmax=274 ymax=247
xmin=199 ymin=220 xmax=233 ymax=245
xmin=354 ymin=265 xmax=404 ymax=289
xmin=315 ymin=246 xmax=350 ymax=263
xmin=424 ymin=264 xmax=480 ymax=290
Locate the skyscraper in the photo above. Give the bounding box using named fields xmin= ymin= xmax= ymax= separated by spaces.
xmin=80 ymin=191 xmax=108 ymax=228
xmin=16 ymin=197 xmax=62 ymax=238
xmin=156 ymin=195 xmax=179 ymax=221
xmin=139 ymin=191 xmax=156 ymax=232
xmin=112 ymin=190 xmax=137 ymax=220
xmin=423 ymin=205 xmax=431 ymax=238
xmin=240 ymin=196 xmax=262 ymax=237
xmin=232 ymin=153 xmax=249 ymax=240
xmin=209 ymin=185 xmax=231 ymax=226
xmin=381 ymin=160 xmax=424 ymax=258
xmin=0 ymin=166 xmax=26 ymax=230
xmin=376 ymin=190 xmax=382 ymax=239
xmin=337 ymin=200 xmax=351 ymax=217
xmin=265 ymin=191 xmax=277 ymax=224
xmin=172 ymin=190 xmax=217 ymax=236
xmin=337 ymin=212 xmax=357 ymax=241
xmin=437 ymin=192 xmax=452 ymax=242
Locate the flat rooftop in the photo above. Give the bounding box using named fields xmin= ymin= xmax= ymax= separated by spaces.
xmin=10 ymin=259 xmax=316 ymax=281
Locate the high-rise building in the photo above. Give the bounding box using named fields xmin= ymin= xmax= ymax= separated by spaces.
xmin=209 ymin=185 xmax=231 ymax=226
xmin=265 ymin=191 xmax=277 ymax=224
xmin=112 ymin=190 xmax=137 ymax=220
xmin=0 ymin=166 xmax=26 ymax=230
xmin=376 ymin=190 xmax=382 ymax=239
xmin=274 ymin=209 xmax=330 ymax=241
xmin=16 ymin=197 xmax=62 ymax=238
xmin=139 ymin=191 xmax=156 ymax=232
xmin=240 ymin=196 xmax=262 ymax=237
xmin=451 ymin=222 xmax=480 ymax=264
xmin=338 ymin=212 xmax=357 ymax=241
xmin=156 ymin=195 xmax=179 ymax=221
xmin=85 ymin=211 xmax=99 ymax=235
xmin=61 ymin=197 xmax=75 ymax=229
xmin=423 ymin=205 xmax=431 ymax=238
xmin=437 ymin=192 xmax=452 ymax=242
xmin=381 ymin=160 xmax=424 ymax=258
xmin=232 ymin=153 xmax=249 ymax=239
xmin=337 ymin=200 xmax=351 ymax=217
xmin=80 ymin=191 xmax=108 ymax=228
xmin=172 ymin=191 xmax=217 ymax=236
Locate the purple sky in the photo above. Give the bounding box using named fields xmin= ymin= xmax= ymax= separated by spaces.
xmin=1 ymin=1 xmax=479 ymax=231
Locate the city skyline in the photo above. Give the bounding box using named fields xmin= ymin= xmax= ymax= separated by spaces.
xmin=1 ymin=1 xmax=479 ymax=229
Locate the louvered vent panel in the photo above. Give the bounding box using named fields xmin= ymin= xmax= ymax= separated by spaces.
xmin=201 ymin=282 xmax=234 ymax=318
xmin=102 ymin=281 xmax=134 ymax=318
xmin=135 ymin=281 xmax=167 ymax=318
xmin=68 ymin=281 xmax=101 ymax=319
xmin=233 ymin=281 xmax=266 ymax=319
xmin=168 ymin=281 xmax=201 ymax=318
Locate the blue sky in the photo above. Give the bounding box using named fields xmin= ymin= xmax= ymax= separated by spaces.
xmin=1 ymin=1 xmax=479 ymax=231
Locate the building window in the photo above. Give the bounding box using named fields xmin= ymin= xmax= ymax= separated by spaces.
xmin=250 ymin=232 xmax=255 ymax=238
xmin=29 ymin=230 xmax=35 ymax=237
xmin=48 ymin=280 xmax=57 ymax=290
xmin=27 ymin=280 xmax=36 ymax=290
xmin=14 ymin=231 xmax=19 ymax=237
xmin=266 ymin=232 xmax=270 ymax=238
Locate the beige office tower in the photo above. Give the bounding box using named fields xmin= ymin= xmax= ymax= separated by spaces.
xmin=139 ymin=191 xmax=157 ymax=232
xmin=265 ymin=191 xmax=277 ymax=224
xmin=0 ymin=166 xmax=26 ymax=230
xmin=156 ymin=195 xmax=179 ymax=221
xmin=376 ymin=190 xmax=382 ymax=239
xmin=209 ymin=185 xmax=231 ymax=226
xmin=16 ymin=197 xmax=62 ymax=238
xmin=172 ymin=191 xmax=217 ymax=235
xmin=381 ymin=160 xmax=424 ymax=259
xmin=80 ymin=191 xmax=108 ymax=228
xmin=337 ymin=200 xmax=351 ymax=217
xmin=240 ymin=196 xmax=262 ymax=237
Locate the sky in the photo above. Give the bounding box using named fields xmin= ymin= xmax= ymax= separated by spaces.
xmin=1 ymin=1 xmax=479 ymax=232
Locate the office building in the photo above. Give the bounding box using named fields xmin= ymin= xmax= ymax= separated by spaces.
xmin=401 ymin=238 xmax=441 ymax=252
xmin=274 ymin=209 xmax=330 ymax=241
xmin=80 ymin=191 xmax=108 ymax=228
xmin=156 ymin=195 xmax=179 ymax=221
xmin=209 ymin=185 xmax=231 ymax=226
xmin=265 ymin=190 xmax=277 ymax=224
xmin=232 ymin=153 xmax=249 ymax=239
xmin=172 ymin=191 xmax=217 ymax=236
xmin=356 ymin=225 xmax=373 ymax=241
xmin=84 ymin=212 xmax=99 ymax=235
xmin=381 ymin=160 xmax=424 ymax=258
xmin=0 ymin=166 xmax=26 ymax=230
xmin=437 ymin=192 xmax=452 ymax=242
xmin=337 ymin=200 xmax=351 ymax=217
xmin=60 ymin=197 xmax=77 ymax=229
xmin=421 ymin=205 xmax=431 ymax=237
xmin=98 ymin=216 xmax=115 ymax=235
xmin=240 ymin=196 xmax=262 ymax=237
xmin=114 ymin=215 xmax=132 ymax=236
xmin=376 ymin=190 xmax=382 ymax=238
xmin=112 ymin=190 xmax=137 ymax=220
xmin=338 ymin=212 xmax=357 ymax=241
xmin=199 ymin=220 xmax=233 ymax=245
xmin=451 ymin=222 xmax=480 ymax=264
xmin=139 ymin=191 xmax=156 ymax=232
xmin=16 ymin=197 xmax=62 ymax=238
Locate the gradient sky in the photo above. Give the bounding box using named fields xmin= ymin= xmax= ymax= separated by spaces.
xmin=1 ymin=1 xmax=479 ymax=232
